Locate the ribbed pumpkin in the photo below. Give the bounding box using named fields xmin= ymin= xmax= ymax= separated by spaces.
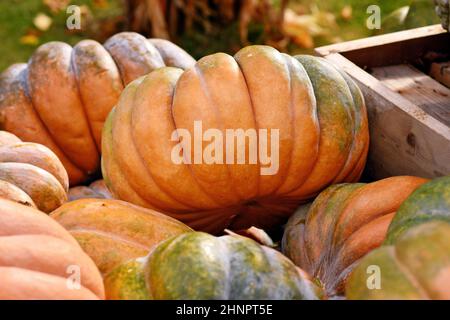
xmin=68 ymin=179 xmax=112 ymax=201
xmin=102 ymin=46 xmax=369 ymax=234
xmin=50 ymin=199 xmax=192 ymax=275
xmin=0 ymin=130 xmax=68 ymax=213
xmin=104 ymin=232 xmax=322 ymax=300
xmin=282 ymin=176 xmax=428 ymax=296
xmin=0 ymin=32 xmax=195 ymax=185
xmin=346 ymin=220 xmax=450 ymax=300
xmin=346 ymin=176 xmax=450 ymax=299
xmin=0 ymin=198 xmax=104 ymax=299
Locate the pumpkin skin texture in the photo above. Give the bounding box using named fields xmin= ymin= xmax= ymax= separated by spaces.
xmin=346 ymin=220 xmax=450 ymax=300
xmin=50 ymin=199 xmax=192 ymax=275
xmin=0 ymin=33 xmax=195 ymax=186
xmin=0 ymin=130 xmax=68 ymax=213
xmin=0 ymin=198 xmax=104 ymax=299
xmin=102 ymin=47 xmax=369 ymax=234
xmin=68 ymin=179 xmax=113 ymax=201
xmin=386 ymin=175 xmax=450 ymax=244
xmin=281 ymin=176 xmax=428 ymax=297
xmin=104 ymin=232 xmax=322 ymax=300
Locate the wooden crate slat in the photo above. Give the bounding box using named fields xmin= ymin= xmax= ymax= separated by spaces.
xmin=371 ymin=64 xmax=450 ymax=126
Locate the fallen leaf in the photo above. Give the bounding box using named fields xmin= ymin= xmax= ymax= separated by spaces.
xmin=33 ymin=13 xmax=53 ymax=31
xmin=20 ymin=34 xmax=40 ymax=46
xmin=341 ymin=5 xmax=353 ymax=21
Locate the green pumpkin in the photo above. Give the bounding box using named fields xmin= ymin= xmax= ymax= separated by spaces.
xmin=346 ymin=220 xmax=450 ymax=300
xmin=386 ymin=175 xmax=450 ymax=244
xmin=104 ymin=232 xmax=322 ymax=300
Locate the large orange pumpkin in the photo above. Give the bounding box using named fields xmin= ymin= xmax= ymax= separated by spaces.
xmin=0 ymin=32 xmax=195 ymax=185
xmin=282 ymin=176 xmax=428 ymax=297
xmin=0 ymin=198 xmax=104 ymax=299
xmin=0 ymin=130 xmax=68 ymax=213
xmin=102 ymin=47 xmax=369 ymax=234
xmin=51 ymin=199 xmax=192 ymax=275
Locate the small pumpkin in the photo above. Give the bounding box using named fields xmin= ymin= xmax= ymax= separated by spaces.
xmin=0 ymin=33 xmax=195 ymax=185
xmin=0 ymin=198 xmax=104 ymax=299
xmin=68 ymin=179 xmax=112 ymax=201
xmin=346 ymin=220 xmax=450 ymax=299
xmin=102 ymin=46 xmax=369 ymax=234
xmin=104 ymin=232 xmax=322 ymax=300
xmin=50 ymin=199 xmax=192 ymax=275
xmin=0 ymin=130 xmax=68 ymax=213
xmin=282 ymin=176 xmax=428 ymax=296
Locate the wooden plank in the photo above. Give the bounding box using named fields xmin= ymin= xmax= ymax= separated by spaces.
xmin=315 ymin=25 xmax=450 ymax=69
xmin=371 ymin=64 xmax=450 ymax=126
xmin=322 ymin=53 xmax=450 ymax=179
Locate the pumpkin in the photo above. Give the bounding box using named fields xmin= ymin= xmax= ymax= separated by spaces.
xmin=102 ymin=47 xmax=369 ymax=234
xmin=281 ymin=176 xmax=428 ymax=296
xmin=68 ymin=179 xmax=112 ymax=201
xmin=0 ymin=198 xmax=104 ymax=299
xmin=0 ymin=130 xmax=68 ymax=213
xmin=0 ymin=33 xmax=196 ymax=185
xmin=104 ymin=232 xmax=322 ymax=300
xmin=50 ymin=199 xmax=192 ymax=275
xmin=346 ymin=220 xmax=450 ymax=299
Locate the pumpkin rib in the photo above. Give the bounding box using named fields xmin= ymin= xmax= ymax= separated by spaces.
xmin=0 ymin=66 xmax=87 ymax=184
xmin=112 ymin=79 xmax=190 ymax=211
xmin=192 ymin=61 xmax=243 ymax=204
xmin=0 ymin=179 xmax=36 ymax=208
xmin=27 ymin=42 xmax=99 ymax=174
xmin=275 ymin=54 xmax=319 ymax=196
xmin=132 ymin=68 xmax=219 ymax=210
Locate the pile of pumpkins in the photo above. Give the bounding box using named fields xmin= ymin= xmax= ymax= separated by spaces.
xmin=0 ymin=32 xmax=449 ymax=300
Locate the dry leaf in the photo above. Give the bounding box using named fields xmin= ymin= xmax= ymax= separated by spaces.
xmin=43 ymin=0 xmax=70 ymax=13
xmin=20 ymin=34 xmax=40 ymax=46
xmin=341 ymin=5 xmax=353 ymax=21
xmin=33 ymin=13 xmax=53 ymax=31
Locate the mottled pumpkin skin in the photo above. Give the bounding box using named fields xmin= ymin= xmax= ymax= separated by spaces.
xmin=0 ymin=198 xmax=104 ymax=299
xmin=102 ymin=47 xmax=369 ymax=234
xmin=386 ymin=175 xmax=450 ymax=244
xmin=68 ymin=179 xmax=113 ymax=201
xmin=50 ymin=199 xmax=192 ymax=275
xmin=0 ymin=131 xmax=68 ymax=213
xmin=0 ymin=33 xmax=195 ymax=185
xmin=104 ymin=232 xmax=322 ymax=300
xmin=346 ymin=220 xmax=450 ymax=300
xmin=282 ymin=176 xmax=428 ymax=296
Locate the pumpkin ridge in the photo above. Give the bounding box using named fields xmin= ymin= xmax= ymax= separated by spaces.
xmin=193 ymin=61 xmax=243 ymax=204
xmin=169 ymin=70 xmax=225 ymax=209
xmin=70 ymin=48 xmax=102 ymax=155
xmin=128 ymin=79 xmax=195 ymax=211
xmin=19 ymin=68 xmax=87 ymax=180
xmin=233 ymin=54 xmax=261 ymax=197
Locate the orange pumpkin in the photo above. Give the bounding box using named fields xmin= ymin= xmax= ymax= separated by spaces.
xmin=0 ymin=33 xmax=195 ymax=185
xmin=68 ymin=179 xmax=112 ymax=201
xmin=0 ymin=198 xmax=104 ymax=299
xmin=51 ymin=199 xmax=192 ymax=275
xmin=0 ymin=130 xmax=68 ymax=213
xmin=282 ymin=176 xmax=428 ymax=296
xmin=102 ymin=47 xmax=369 ymax=234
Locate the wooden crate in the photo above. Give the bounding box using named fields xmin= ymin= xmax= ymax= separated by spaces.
xmin=316 ymin=25 xmax=450 ymax=180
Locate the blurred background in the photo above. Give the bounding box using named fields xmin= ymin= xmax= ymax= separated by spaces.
xmin=0 ymin=0 xmax=441 ymax=72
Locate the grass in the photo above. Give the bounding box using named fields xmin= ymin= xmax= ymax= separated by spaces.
xmin=0 ymin=0 xmax=439 ymax=72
